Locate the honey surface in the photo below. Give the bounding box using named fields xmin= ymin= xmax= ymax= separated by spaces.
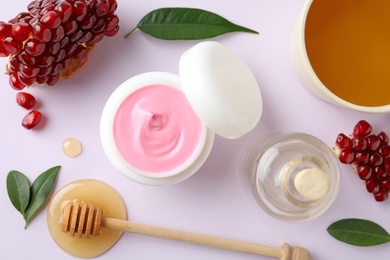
xmin=305 ymin=0 xmax=390 ymax=106
xmin=47 ymin=179 xmax=127 ymax=258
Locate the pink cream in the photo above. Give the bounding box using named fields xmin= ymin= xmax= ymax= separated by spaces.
xmin=113 ymin=84 xmax=203 ymax=173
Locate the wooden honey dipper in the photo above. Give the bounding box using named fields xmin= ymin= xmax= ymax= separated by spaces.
xmin=61 ymin=202 xmax=310 ymax=260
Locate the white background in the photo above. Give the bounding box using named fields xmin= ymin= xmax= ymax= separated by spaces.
xmin=1 ymin=0 xmax=390 ymax=259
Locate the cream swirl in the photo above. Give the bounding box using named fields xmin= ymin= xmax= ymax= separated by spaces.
xmin=113 ymin=85 xmax=203 ymax=173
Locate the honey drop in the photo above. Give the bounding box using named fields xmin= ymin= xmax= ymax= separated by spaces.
xmin=62 ymin=137 xmax=82 ymax=157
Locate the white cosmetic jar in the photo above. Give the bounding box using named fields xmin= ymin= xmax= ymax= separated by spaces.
xmin=101 ymin=41 xmax=263 ymax=186
xmin=291 ymin=0 xmax=390 ymax=113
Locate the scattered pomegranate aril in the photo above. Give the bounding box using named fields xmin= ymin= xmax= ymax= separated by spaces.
xmin=16 ymin=92 xmax=36 ymax=109
xmin=334 ymin=120 xmax=390 ymax=202
xmin=22 ymin=110 xmax=42 ymax=129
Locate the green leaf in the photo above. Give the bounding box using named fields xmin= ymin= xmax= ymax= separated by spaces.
xmin=6 ymin=171 xmax=30 ymax=216
xmin=327 ymin=218 xmax=390 ymax=246
xmin=125 ymin=7 xmax=259 ymax=40
xmin=24 ymin=166 xmax=61 ymax=228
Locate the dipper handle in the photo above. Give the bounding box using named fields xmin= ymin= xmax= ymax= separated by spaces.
xmin=62 ymin=202 xmax=310 ymax=260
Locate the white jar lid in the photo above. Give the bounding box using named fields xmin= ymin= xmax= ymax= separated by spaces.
xmin=179 ymin=41 xmax=262 ymax=139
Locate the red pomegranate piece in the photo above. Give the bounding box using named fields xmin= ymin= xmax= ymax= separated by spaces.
xmin=22 ymin=110 xmax=42 ymax=129
xmin=1 ymin=0 xmax=119 ymax=90
xmin=334 ymin=120 xmax=390 ymax=202
xmin=16 ymin=92 xmax=36 ymax=109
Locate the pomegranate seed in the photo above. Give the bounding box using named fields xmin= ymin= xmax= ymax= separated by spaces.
xmin=96 ymin=0 xmax=109 ymax=17
xmin=336 ymin=133 xmax=351 ymax=149
xmin=351 ymin=137 xmax=367 ymax=151
xmin=40 ymin=11 xmax=61 ymax=28
xmin=0 ymin=42 xmax=10 ymax=57
xmin=88 ymin=32 xmax=104 ymax=44
xmin=355 ymin=152 xmax=369 ymax=164
xmin=9 ymin=57 xmax=20 ymax=71
xmin=3 ymin=37 xmax=23 ymax=55
xmin=54 ymin=1 xmax=73 ymax=23
xmin=338 ymin=147 xmax=355 ymax=164
xmin=80 ymin=13 xmax=97 ymax=30
xmin=40 ymin=5 xmax=55 ymax=16
xmin=378 ymin=131 xmax=390 ymax=144
xmin=73 ymin=45 xmax=87 ymax=60
xmin=52 ymin=62 xmax=64 ymax=74
xmin=366 ymin=178 xmax=379 ymax=193
xmin=357 ymin=164 xmax=372 ymax=180
xmin=62 ymin=55 xmax=72 ymax=70
xmin=379 ymin=145 xmax=390 ymax=159
xmin=9 ymin=73 xmax=25 ymax=90
xmin=374 ymin=166 xmax=386 ymax=178
xmin=33 ymin=22 xmax=52 ymax=42
xmin=36 ymin=76 xmax=46 ymax=85
xmin=46 ymin=73 xmax=59 ymax=86
xmin=374 ymin=190 xmax=388 ymax=202
xmin=369 ymin=153 xmax=384 ymax=166
xmin=60 ymin=36 xmax=69 ymax=48
xmin=104 ymin=14 xmax=119 ymax=32
xmin=64 ymin=42 xmax=78 ymax=55
xmin=108 ymin=0 xmax=118 ymax=13
xmin=38 ymin=66 xmax=52 ymax=77
xmin=384 ymin=158 xmax=390 ymax=175
xmin=74 ymin=1 xmax=87 ymax=21
xmin=380 ymin=178 xmax=390 ymax=191
xmin=55 ymin=49 xmax=65 ymax=62
xmin=18 ymin=51 xmax=36 ymax=66
xmin=78 ymin=31 xmax=92 ymax=43
xmin=18 ymin=73 xmax=37 ymax=86
xmin=92 ymin=19 xmax=106 ymax=33
xmin=27 ymin=1 xmax=39 ymax=11
xmin=366 ymin=135 xmax=381 ymax=151
xmin=0 ymin=21 xmax=12 ymax=40
xmin=16 ymin=92 xmax=36 ymax=109
xmin=20 ymin=64 xmax=40 ymax=78
xmin=51 ymin=25 xmax=65 ymax=42
xmin=25 ymin=38 xmax=46 ymax=56
xmin=69 ymin=29 xmax=83 ymax=42
xmin=47 ymin=41 xmax=60 ymax=54
xmin=63 ymin=20 xmax=78 ymax=35
xmin=104 ymin=25 xmax=119 ymax=37
xmin=39 ymin=52 xmax=55 ymax=67
xmin=353 ymin=120 xmax=372 ymax=138
xmin=22 ymin=110 xmax=42 ymax=129
xmin=12 ymin=22 xmax=32 ymax=41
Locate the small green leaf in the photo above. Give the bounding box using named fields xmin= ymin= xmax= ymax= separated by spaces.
xmin=125 ymin=7 xmax=258 ymax=40
xmin=327 ymin=218 xmax=390 ymax=246
xmin=6 ymin=171 xmax=30 ymax=216
xmin=24 ymin=166 xmax=61 ymax=228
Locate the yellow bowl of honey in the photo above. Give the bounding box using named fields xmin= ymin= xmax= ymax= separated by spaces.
xmin=292 ymin=0 xmax=390 ymax=112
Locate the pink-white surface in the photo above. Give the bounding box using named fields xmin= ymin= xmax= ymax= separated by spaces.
xmin=113 ymin=84 xmax=203 ymax=173
xmin=1 ymin=1 xmax=389 ymax=260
